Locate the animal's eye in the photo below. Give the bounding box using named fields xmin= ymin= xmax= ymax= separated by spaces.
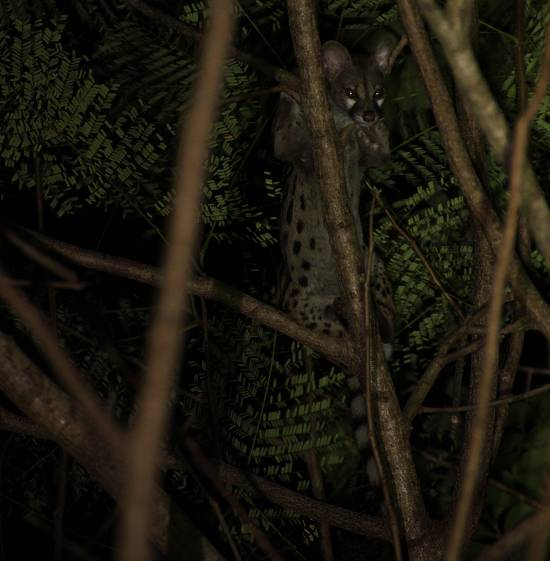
xmin=344 ymin=88 xmax=357 ymax=99
xmin=373 ymin=87 xmax=385 ymax=100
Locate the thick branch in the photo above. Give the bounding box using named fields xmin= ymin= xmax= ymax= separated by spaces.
xmin=0 ymin=334 xmax=227 ymax=561
xmin=217 ymin=462 xmax=389 ymax=539
xmin=396 ymin=0 xmax=550 ymax=342
xmin=416 ymin=0 xmax=550 ymax=273
xmin=18 ymin=228 xmax=351 ymax=366
xmin=286 ymin=0 xmax=364 ymax=345
xmin=118 ymin=4 xmax=234 ymax=560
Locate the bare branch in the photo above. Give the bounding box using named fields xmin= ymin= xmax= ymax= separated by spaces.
xmin=125 ymin=0 xmax=299 ymax=91
xmin=18 ymin=227 xmax=351 ymax=366
xmin=286 ymin=0 xmax=364 ymax=345
xmin=396 ymin=0 xmax=550 ymax=342
xmin=1 ymin=227 xmax=77 ymax=283
xmin=0 ymin=273 xmax=122 ymax=450
xmin=445 ymin=12 xmax=550 ymax=560
xmin=117 ymin=3 xmax=235 ymax=561
xmin=0 ymin=407 xmax=51 ymax=439
xmin=0 ymin=334 xmax=227 ymax=561
xmin=416 ymin=0 xmax=550 ymax=271
xmin=419 ymin=382 xmax=550 ymax=414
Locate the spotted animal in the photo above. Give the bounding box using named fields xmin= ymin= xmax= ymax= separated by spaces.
xmin=273 ymin=39 xmax=396 ymax=460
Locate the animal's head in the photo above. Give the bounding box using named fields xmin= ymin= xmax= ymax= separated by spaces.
xmin=321 ymin=39 xmax=393 ymax=167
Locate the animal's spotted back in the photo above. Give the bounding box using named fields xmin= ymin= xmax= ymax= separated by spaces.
xmin=273 ymin=40 xmax=395 ymax=341
xmin=273 ymin=39 xmax=396 ymax=467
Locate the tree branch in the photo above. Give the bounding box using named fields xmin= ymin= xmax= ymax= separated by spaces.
xmin=0 ymin=273 xmax=123 ymax=451
xmin=416 ymin=0 xmax=550 ymax=273
xmin=117 ymin=3 xmax=234 ymax=561
xmin=125 ymin=0 xmax=299 ymax=91
xmin=444 ymin=10 xmax=550 ymax=560
xmin=17 ymin=227 xmax=351 ymax=366
xmin=396 ymin=0 xmax=550 ymax=343
xmin=286 ymin=0 xmax=364 ymax=345
xmin=0 ymin=334 xmax=228 ymax=561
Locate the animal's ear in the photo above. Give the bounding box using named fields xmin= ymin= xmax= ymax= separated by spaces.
xmin=371 ymin=39 xmax=394 ymax=75
xmin=273 ymin=92 xmax=310 ymax=165
xmin=363 ymin=33 xmax=399 ymax=75
xmin=321 ymin=41 xmax=353 ymax=81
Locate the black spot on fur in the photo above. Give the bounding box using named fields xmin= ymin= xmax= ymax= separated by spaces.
xmin=322 ymin=328 xmax=330 ymax=335
xmin=297 ymin=220 xmax=304 ymax=233
xmin=286 ymin=201 xmax=293 ymax=225
xmin=302 ymin=260 xmax=311 ymax=271
xmin=290 ymin=288 xmax=300 ymax=297
xmin=299 ymin=276 xmax=308 ymax=287
xmin=306 ymin=322 xmax=318 ymax=329
xmin=300 ymin=194 xmax=306 ymax=210
xmin=293 ymin=240 xmax=301 ymax=255
xmin=309 ymin=238 xmax=316 ymax=249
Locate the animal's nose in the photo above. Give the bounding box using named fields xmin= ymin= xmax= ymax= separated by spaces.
xmin=363 ymin=110 xmax=377 ymax=123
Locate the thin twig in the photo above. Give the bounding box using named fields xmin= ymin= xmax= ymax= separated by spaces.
xmin=419 ymin=381 xmax=550 ymax=414
xmin=125 ymin=0 xmax=298 ymax=90
xmin=375 ymin=193 xmax=464 ymax=319
xmin=1 ymin=228 xmax=78 ymax=283
xmin=182 ymin=434 xmax=285 ymax=561
xmin=117 ymin=2 xmax=235 ymax=561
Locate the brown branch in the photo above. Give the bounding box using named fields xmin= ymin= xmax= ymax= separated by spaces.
xmin=117 ymin=3 xmax=234 ymax=561
xmin=2 ymin=406 xmax=390 ymax=543
xmin=217 ymin=460 xmax=390 ymax=539
xmin=377 ymin=195 xmax=464 ymax=319
xmin=419 ymin=381 xmax=550 ymax=414
xmin=416 ymin=0 xmax=550 ymax=277
xmin=0 ymin=407 xmax=51 ymax=439
xmin=365 ymin=204 xmax=404 ymax=561
xmin=18 ymin=227 xmax=351 ymax=366
xmin=474 ymin=508 xmax=550 ymax=561
xmin=182 ymin=434 xmax=285 ymax=561
xmin=0 ymin=333 xmax=227 ymax=561
xmin=455 ymin=5 xmax=496 ymax=541
xmin=1 ymin=228 xmax=77 ymax=283
xmin=0 ymin=273 xmax=123 ymax=451
xmin=286 ymin=0 xmax=364 ymax=346
xmin=445 ymin=12 xmax=550 ymax=560
xmin=396 ymin=0 xmax=550 ymax=344
xmin=125 ymin=0 xmax=298 ymax=91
